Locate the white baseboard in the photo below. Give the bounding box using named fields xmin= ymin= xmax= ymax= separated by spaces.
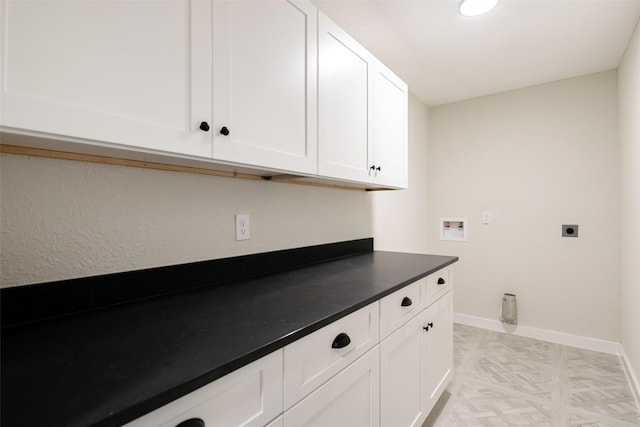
xmin=453 ymin=313 xmax=622 ymax=355
xmin=621 ymin=346 xmax=640 ymax=409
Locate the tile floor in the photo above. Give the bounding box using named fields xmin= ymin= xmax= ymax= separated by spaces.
xmin=423 ymin=323 xmax=640 ymax=427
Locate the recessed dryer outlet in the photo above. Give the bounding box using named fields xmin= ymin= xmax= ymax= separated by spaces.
xmin=562 ymin=224 xmax=578 ymax=237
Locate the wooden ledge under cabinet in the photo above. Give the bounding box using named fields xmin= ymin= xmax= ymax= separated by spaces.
xmin=0 ymin=141 xmax=395 ymax=192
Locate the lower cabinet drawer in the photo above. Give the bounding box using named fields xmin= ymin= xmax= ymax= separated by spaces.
xmin=283 ymin=301 xmax=379 ymax=409
xmin=283 ymin=346 xmax=380 ymax=427
xmin=379 ymin=277 xmax=424 ymax=339
xmin=424 ymin=267 xmax=452 ymax=305
xmin=123 ymin=350 xmax=283 ymax=427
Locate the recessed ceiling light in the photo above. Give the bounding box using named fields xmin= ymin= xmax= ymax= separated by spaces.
xmin=459 ymin=0 xmax=500 ymax=17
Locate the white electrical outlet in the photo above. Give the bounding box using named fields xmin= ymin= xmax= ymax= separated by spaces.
xmin=235 ymin=214 xmax=250 ymax=241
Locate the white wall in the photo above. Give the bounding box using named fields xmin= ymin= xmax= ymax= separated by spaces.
xmin=371 ymin=92 xmax=430 ymax=253
xmin=0 ymin=154 xmax=372 ymax=287
xmin=428 ymin=71 xmax=620 ymax=342
xmin=618 ymin=18 xmax=640 ymax=388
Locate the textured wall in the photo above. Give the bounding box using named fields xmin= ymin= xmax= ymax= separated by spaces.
xmin=428 ymin=71 xmax=620 ymax=342
xmin=619 ymin=17 xmax=640 ymax=390
xmin=0 ymin=154 xmax=372 ymax=287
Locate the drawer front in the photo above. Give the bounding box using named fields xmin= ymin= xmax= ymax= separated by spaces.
xmin=379 ymin=278 xmax=424 ymax=339
xmin=424 ymin=267 xmax=452 ymax=306
xmin=284 ymin=301 xmax=380 ymax=409
xmin=284 ymin=346 xmax=380 ymax=427
xmin=124 ymin=350 xmax=283 ymax=427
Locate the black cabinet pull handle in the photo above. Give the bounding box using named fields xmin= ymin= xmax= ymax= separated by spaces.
xmin=199 ymin=121 xmax=210 ymax=132
xmin=332 ymin=332 xmax=351 ymax=349
xmin=437 ymin=277 xmax=446 ymax=285
xmin=176 ymin=418 xmax=205 ymax=427
xmin=423 ymin=322 xmax=434 ymax=331
xmin=219 ymin=126 xmax=230 ymax=136
xmin=370 ymin=165 xmax=376 ymax=171
xmin=401 ymin=296 xmax=413 ymax=307
xmin=376 ymin=166 xmax=381 ymax=172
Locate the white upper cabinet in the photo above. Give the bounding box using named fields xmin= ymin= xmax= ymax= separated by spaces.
xmin=372 ymin=62 xmax=408 ymax=188
xmin=318 ymin=12 xmax=408 ymax=189
xmin=1 ymin=0 xmax=406 ymax=188
xmin=0 ymin=0 xmax=212 ymax=158
xmin=211 ymin=0 xmax=318 ymax=174
xmin=317 ymin=12 xmax=374 ymax=184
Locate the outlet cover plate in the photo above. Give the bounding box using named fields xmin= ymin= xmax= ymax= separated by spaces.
xmin=236 ymin=214 xmax=250 ymax=241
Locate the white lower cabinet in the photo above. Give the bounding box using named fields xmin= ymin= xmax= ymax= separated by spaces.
xmin=380 ymin=277 xmax=453 ymax=427
xmin=125 ymin=268 xmax=453 ymax=427
xmin=284 ymin=346 xmax=380 ymax=427
xmin=283 ymin=301 xmax=379 ymax=408
xmin=380 ymin=313 xmax=424 ymax=427
xmin=422 ymin=291 xmax=454 ymax=415
xmin=124 ymin=350 xmax=283 ymax=427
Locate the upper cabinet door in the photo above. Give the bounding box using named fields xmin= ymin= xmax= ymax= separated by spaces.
xmin=0 ymin=0 xmax=212 ymax=158
xmin=318 ymin=12 xmax=408 ymax=189
xmin=372 ymin=63 xmax=408 ymax=188
xmin=317 ymin=12 xmax=374 ymax=184
xmin=212 ymin=0 xmax=317 ymax=175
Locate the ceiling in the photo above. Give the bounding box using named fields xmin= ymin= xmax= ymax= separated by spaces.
xmin=312 ymin=0 xmax=640 ymax=106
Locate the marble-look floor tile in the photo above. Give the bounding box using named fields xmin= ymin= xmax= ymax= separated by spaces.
xmin=470 ymin=355 xmax=556 ymax=397
xmin=423 ymin=323 xmax=640 ymax=427
xmin=437 ymin=380 xmax=552 ymax=426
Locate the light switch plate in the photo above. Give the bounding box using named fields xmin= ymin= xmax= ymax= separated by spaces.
xmin=482 ymin=211 xmax=492 ymax=224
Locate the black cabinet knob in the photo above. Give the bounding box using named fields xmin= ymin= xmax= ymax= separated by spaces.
xmin=437 ymin=278 xmax=446 ymax=285
xmin=401 ymin=296 xmax=413 ymax=307
xmin=423 ymin=322 xmax=434 ymax=331
xmin=376 ymin=166 xmax=381 ymax=172
xmin=176 ymin=418 xmax=205 ymax=427
xmin=199 ymin=121 xmax=210 ymax=132
xmin=370 ymin=165 xmax=376 ymax=171
xmin=332 ymin=332 xmax=351 ymax=349
xmin=219 ymin=126 xmax=230 ymax=136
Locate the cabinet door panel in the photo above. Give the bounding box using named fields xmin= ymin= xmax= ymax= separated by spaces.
xmin=373 ymin=63 xmax=408 ymax=188
xmin=284 ymin=347 xmax=380 ymax=427
xmin=422 ymin=292 xmax=453 ymax=414
xmin=380 ymin=315 xmax=424 ymax=427
xmin=318 ymin=12 xmax=373 ymax=183
xmin=0 ymin=0 xmax=211 ymax=157
xmin=212 ymin=0 xmax=317 ymax=174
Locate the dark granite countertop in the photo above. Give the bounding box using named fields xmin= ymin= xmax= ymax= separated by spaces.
xmin=1 ymin=240 xmax=457 ymax=427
